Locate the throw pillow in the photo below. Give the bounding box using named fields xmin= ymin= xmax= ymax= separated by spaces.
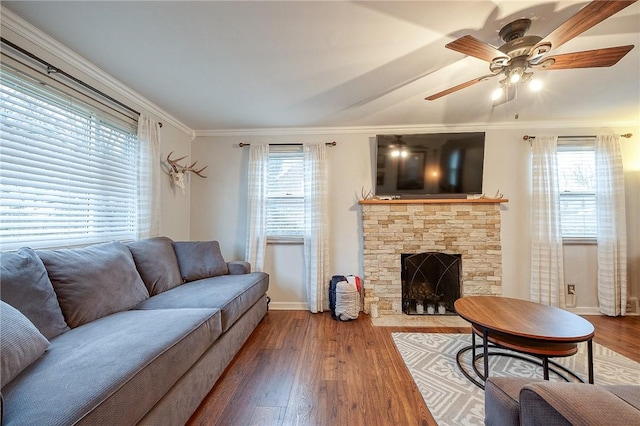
xmin=0 ymin=248 xmax=70 ymax=339
xmin=173 ymin=241 xmax=229 ymax=282
xmin=0 ymin=301 xmax=50 ymax=388
xmin=126 ymin=237 xmax=184 ymax=295
xmin=37 ymin=241 xmax=150 ymax=328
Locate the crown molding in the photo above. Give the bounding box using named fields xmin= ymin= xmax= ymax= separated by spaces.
xmin=1 ymin=7 xmax=195 ymax=139
xmin=194 ymin=119 xmax=638 ymax=138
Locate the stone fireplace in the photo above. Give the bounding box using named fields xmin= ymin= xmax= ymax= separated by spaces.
xmin=360 ymin=199 xmax=505 ymax=317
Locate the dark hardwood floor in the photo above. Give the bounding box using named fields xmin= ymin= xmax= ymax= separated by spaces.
xmin=187 ymin=311 xmax=640 ymax=426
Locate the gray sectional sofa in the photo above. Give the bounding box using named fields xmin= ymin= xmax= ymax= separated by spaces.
xmin=0 ymin=237 xmax=269 ymax=425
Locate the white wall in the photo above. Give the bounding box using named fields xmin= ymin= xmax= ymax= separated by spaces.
xmin=158 ymin=125 xmax=192 ymax=240
xmin=564 ymin=245 xmax=599 ymax=308
xmin=191 ymin=126 xmax=639 ymax=312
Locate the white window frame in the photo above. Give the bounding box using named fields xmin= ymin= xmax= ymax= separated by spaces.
xmin=266 ymin=145 xmax=304 ymax=243
xmin=0 ymin=61 xmax=139 ymax=250
xmin=557 ymin=139 xmax=596 ymax=244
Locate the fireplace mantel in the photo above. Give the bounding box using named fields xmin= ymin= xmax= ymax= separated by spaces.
xmin=359 ymin=198 xmax=508 ymax=205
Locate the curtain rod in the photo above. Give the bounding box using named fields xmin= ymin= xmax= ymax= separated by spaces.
xmin=0 ymin=37 xmax=162 ymax=128
xmin=523 ymin=133 xmax=632 ymax=141
xmin=239 ymin=141 xmax=337 ymax=147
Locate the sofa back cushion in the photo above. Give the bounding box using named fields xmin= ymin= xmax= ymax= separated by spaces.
xmin=173 ymin=241 xmax=229 ymax=282
xmin=126 ymin=237 xmax=183 ymax=295
xmin=1 ymin=301 xmax=50 ymax=388
xmin=0 ymin=248 xmax=70 ymax=339
xmin=37 ymin=241 xmax=150 ymax=328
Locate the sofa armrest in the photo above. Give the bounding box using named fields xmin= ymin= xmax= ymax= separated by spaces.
xmin=485 ymin=377 xmax=545 ymax=426
xmin=227 ymin=261 xmax=251 ymax=275
xmin=520 ymin=382 xmax=640 ymax=426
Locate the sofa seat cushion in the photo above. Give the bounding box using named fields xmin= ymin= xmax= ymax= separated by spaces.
xmin=37 ymin=241 xmax=150 ymax=328
xmin=136 ymin=272 xmax=269 ymax=332
xmin=0 ymin=248 xmax=70 ymax=339
xmin=1 ymin=308 xmax=222 ymax=426
xmin=127 ymin=237 xmax=184 ymax=295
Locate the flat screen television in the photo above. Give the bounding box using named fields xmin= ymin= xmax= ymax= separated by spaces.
xmin=375 ymin=132 xmax=485 ymax=198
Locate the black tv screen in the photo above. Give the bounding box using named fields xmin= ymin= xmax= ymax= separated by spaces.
xmin=375 ymin=132 xmax=485 ymax=198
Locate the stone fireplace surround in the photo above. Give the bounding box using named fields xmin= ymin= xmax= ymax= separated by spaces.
xmin=360 ymin=199 xmax=506 ymax=317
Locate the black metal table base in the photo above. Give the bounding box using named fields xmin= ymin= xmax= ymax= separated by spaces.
xmin=456 ymin=343 xmax=586 ymax=390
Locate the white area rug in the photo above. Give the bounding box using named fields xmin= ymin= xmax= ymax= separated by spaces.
xmin=392 ymin=333 xmax=640 ymax=426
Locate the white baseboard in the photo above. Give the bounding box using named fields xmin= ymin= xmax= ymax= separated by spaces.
xmin=566 ymin=306 xmax=640 ymax=316
xmin=268 ymin=303 xmax=637 ymax=315
xmin=269 ymin=301 xmax=308 ymax=310
xmin=567 ymin=306 xmax=601 ymax=315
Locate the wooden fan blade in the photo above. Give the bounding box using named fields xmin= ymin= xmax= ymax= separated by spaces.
xmin=539 ymin=45 xmax=634 ymax=70
xmin=446 ymin=35 xmax=509 ymax=63
xmin=538 ymin=0 xmax=637 ymax=51
xmin=425 ymin=74 xmax=497 ymax=101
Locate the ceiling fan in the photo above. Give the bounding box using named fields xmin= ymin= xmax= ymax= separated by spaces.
xmin=425 ymin=0 xmax=637 ymax=102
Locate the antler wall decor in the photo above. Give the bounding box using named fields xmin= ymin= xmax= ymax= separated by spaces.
xmin=165 ymin=152 xmax=208 ymax=194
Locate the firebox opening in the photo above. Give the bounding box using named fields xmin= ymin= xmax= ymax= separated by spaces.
xmin=401 ymin=252 xmax=461 ymax=315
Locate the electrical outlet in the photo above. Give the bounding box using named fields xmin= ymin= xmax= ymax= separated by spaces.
xmin=568 ymin=284 xmax=576 ymax=295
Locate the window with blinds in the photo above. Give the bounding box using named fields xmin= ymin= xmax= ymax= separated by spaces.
xmin=266 ymin=147 xmax=304 ymax=240
xmin=557 ymin=142 xmax=596 ymax=241
xmin=0 ymin=64 xmax=139 ymax=250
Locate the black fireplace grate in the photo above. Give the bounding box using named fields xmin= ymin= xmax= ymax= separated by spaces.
xmin=401 ymin=252 xmax=461 ymax=315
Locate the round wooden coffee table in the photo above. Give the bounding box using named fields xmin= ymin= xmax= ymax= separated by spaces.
xmin=454 ymin=296 xmax=595 ymax=389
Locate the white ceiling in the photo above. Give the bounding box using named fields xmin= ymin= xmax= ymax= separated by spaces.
xmin=4 ymin=1 xmax=639 ymax=132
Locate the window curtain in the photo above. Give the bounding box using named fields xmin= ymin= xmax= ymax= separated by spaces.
xmin=303 ymin=143 xmax=330 ymax=313
xmin=136 ymin=114 xmax=161 ymax=239
xmin=245 ymin=143 xmax=269 ymax=271
xmin=530 ymin=135 xmax=565 ymax=308
xmin=595 ymin=134 xmax=627 ymax=316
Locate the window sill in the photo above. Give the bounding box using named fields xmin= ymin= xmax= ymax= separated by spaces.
xmin=267 ymin=236 xmax=303 ymax=245
xmin=563 ymin=238 xmax=597 ymax=246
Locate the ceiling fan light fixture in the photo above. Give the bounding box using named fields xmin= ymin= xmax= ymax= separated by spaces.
xmin=491 ymin=87 xmax=504 ymax=100
xmin=529 ymin=79 xmax=543 ymax=92
xmin=510 ymin=67 xmax=523 ymax=83
xmin=391 ymin=148 xmax=409 ymax=158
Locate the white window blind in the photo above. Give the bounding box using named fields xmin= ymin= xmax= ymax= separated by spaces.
xmin=267 ymin=147 xmax=304 ymax=239
xmin=557 ymin=143 xmax=596 ymax=240
xmin=0 ymin=64 xmax=138 ymax=250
